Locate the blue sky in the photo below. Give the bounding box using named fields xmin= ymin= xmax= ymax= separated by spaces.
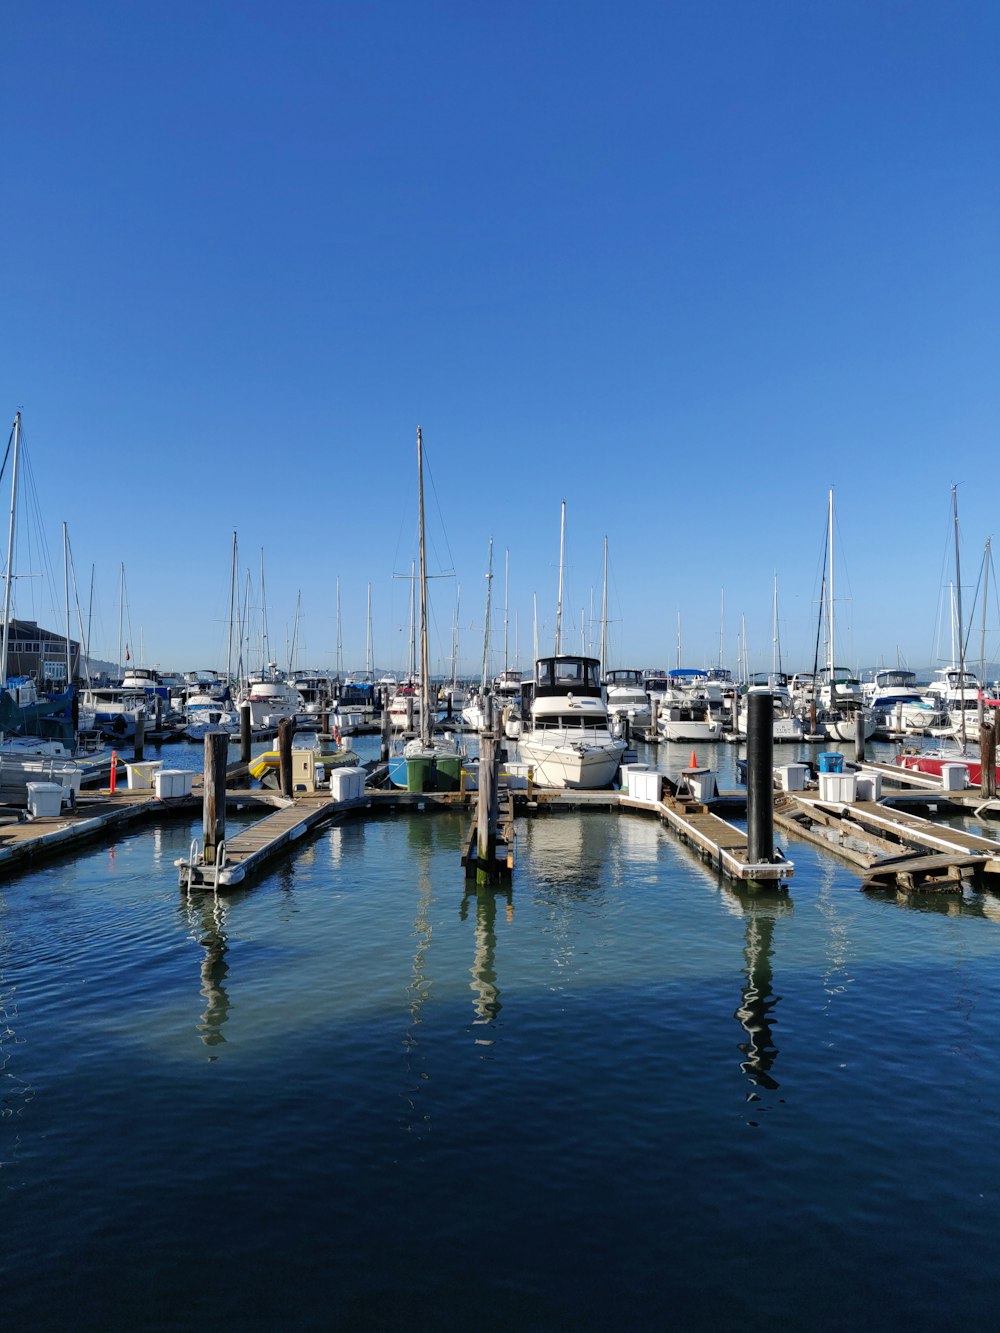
xmin=4 ymin=1 xmax=999 ymax=679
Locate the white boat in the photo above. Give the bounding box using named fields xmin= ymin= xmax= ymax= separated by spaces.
xmin=736 ymin=674 xmax=805 ymax=743
xmin=604 ymin=667 xmax=652 ymax=732
xmin=864 ymin=668 xmax=942 ymax=736
xmin=239 ymin=666 xmax=303 ymax=729
xmin=924 ymin=666 xmax=981 ymax=736
xmin=516 ymin=654 xmax=626 ymax=789
xmin=655 ymin=667 xmax=724 ymax=742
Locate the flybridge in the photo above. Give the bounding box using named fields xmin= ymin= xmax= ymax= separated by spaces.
xmin=533 ymin=655 xmax=602 ymax=699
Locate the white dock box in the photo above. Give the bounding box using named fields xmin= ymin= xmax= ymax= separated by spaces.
xmin=629 ymin=769 xmax=662 ymax=803
xmin=619 ymin=762 xmax=650 ymax=792
xmin=941 ymin=763 xmax=969 ymax=791
xmin=155 ymin=768 xmax=194 ymax=799
xmin=776 ymin=763 xmax=807 ymax=792
xmin=331 ymin=767 xmax=364 ymax=801
xmin=126 ymin=760 xmax=163 ymax=791
xmin=501 ymin=762 xmax=532 ymax=790
xmin=26 ymin=782 xmax=64 ymax=818
xmin=856 ymin=771 xmax=882 ymax=802
xmin=818 ymin=771 xmax=858 ymax=804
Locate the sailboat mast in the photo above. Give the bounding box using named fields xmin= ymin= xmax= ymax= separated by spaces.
xmin=1 ymin=412 xmax=21 ymax=690
xmin=226 ymin=530 xmax=237 ymax=686
xmin=503 ymin=548 xmax=509 ymax=675
xmin=408 ymin=560 xmax=416 ymax=681
xmin=981 ymin=539 xmax=991 ymax=701
xmin=336 ymin=577 xmax=343 ymax=680
xmin=480 ymin=538 xmax=493 ymax=694
xmin=600 ymin=536 xmax=608 ymax=670
xmin=417 ymin=427 xmax=431 ymax=747
xmin=63 ymin=522 xmax=72 ymax=684
xmin=533 ymin=592 xmax=538 ymax=665
xmin=554 ymin=499 xmax=566 ymax=655
xmin=827 ymin=489 xmax=835 ymax=681
xmin=366 ymin=582 xmax=373 ymax=679
xmin=117 ymin=562 xmax=125 ymax=680
xmin=953 ymin=484 xmax=967 ymax=750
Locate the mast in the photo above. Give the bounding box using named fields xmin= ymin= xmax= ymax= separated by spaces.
xmin=450 ymin=585 xmax=460 ymax=690
xmin=259 ymin=548 xmax=269 ymax=674
xmin=772 ymin=574 xmax=779 ymax=677
xmin=480 ymin=538 xmax=493 ymax=694
xmin=417 ymin=426 xmax=431 ymax=747
xmin=503 ymin=547 xmax=509 ymax=675
xmin=676 ymin=611 xmax=682 ymax=668
xmin=719 ymin=589 xmax=725 ymax=668
xmin=63 ymin=522 xmax=72 ymax=684
xmin=827 ymin=488 xmax=835 ymax=682
xmin=953 ymin=484 xmax=967 ymax=751
xmin=226 ymin=530 xmax=237 ymax=687
xmin=366 ymin=582 xmax=373 ymax=679
xmin=533 ymin=592 xmax=538 ymax=665
xmin=408 ymin=559 xmax=416 ymax=682
xmin=1 ymin=412 xmax=21 ymax=691
xmin=336 ymin=577 xmax=344 ymax=680
xmin=554 ymin=499 xmax=565 ymax=655
xmin=600 ymin=536 xmax=608 ymax=671
xmin=980 ymin=538 xmax=991 ymax=717
xmin=117 ymin=562 xmax=124 ymax=680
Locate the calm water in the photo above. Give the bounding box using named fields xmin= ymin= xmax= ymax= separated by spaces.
xmin=4 ymin=734 xmax=1000 ymax=1329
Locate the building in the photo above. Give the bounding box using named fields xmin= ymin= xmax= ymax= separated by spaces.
xmin=0 ymin=618 xmax=81 ymax=686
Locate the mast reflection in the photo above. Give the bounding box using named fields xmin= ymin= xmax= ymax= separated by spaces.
xmin=728 ymin=885 xmax=791 ymax=1093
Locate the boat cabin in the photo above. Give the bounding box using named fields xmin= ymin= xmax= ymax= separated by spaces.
xmin=534 ymin=655 xmax=603 ymax=700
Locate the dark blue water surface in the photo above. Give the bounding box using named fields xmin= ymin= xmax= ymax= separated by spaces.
xmin=4 ymin=736 xmax=1000 ymax=1329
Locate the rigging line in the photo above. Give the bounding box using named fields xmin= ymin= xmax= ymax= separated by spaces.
xmin=422 ymin=443 xmax=458 ymax=580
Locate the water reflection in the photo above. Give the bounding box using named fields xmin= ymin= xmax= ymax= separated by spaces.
xmin=460 ymin=884 xmax=513 ymax=1040
xmin=182 ymin=896 xmax=233 ymax=1051
xmin=399 ymin=839 xmax=434 ymax=1138
xmin=726 ymin=884 xmax=792 ymax=1096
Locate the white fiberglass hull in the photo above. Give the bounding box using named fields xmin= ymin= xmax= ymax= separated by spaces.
xmin=658 ymin=718 xmax=722 ymax=743
xmin=516 ymin=736 xmax=626 ymax=789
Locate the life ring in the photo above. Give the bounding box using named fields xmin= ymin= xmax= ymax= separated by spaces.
xmin=903 ymin=747 xmax=916 ymax=756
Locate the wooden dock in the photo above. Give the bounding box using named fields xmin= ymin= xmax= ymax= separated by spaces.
xmin=774 ymin=790 xmax=1000 ymax=891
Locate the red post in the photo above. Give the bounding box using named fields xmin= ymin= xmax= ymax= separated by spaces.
xmin=109 ymin=750 xmax=117 ymax=794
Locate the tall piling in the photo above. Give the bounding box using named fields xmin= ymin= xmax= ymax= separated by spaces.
xmin=380 ymin=687 xmax=391 ymax=762
xmin=477 ymin=697 xmax=500 ymax=881
xmin=133 ymin=707 xmax=145 ymax=762
xmin=277 ymin=718 xmax=294 ymax=798
xmin=854 ymin=709 xmax=867 ymax=763
xmin=240 ymin=701 xmax=252 ymax=764
xmin=981 ymin=720 xmax=997 ymax=799
xmin=202 ymin=730 xmax=229 ymax=866
xmin=746 ymin=691 xmax=774 ymax=866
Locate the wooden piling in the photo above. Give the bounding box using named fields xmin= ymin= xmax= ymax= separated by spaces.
xmin=240 ymin=701 xmax=252 ymax=764
xmin=746 ymin=690 xmax=774 ymax=866
xmin=981 ymin=721 xmax=997 ymax=799
xmin=380 ymin=687 xmax=391 ymax=762
xmin=202 ymin=730 xmax=229 ymax=865
xmin=855 ymin=709 xmax=867 ymax=763
xmin=277 ymin=718 xmax=294 ymax=798
xmin=477 ymin=698 xmax=500 ymax=880
xmin=133 ymin=707 xmax=145 ymax=761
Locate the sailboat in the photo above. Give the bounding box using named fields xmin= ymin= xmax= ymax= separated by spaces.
xmin=387 ymin=428 xmax=465 ymax=792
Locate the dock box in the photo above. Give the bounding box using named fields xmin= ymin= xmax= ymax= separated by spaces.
xmin=818 ymin=771 xmax=858 ymax=804
xmin=126 ymin=760 xmax=163 ymax=791
xmin=155 ymin=769 xmax=194 ymax=799
xmin=26 ymin=781 xmax=64 ymax=818
xmin=856 ymin=772 xmax=882 ymax=802
xmin=330 ymin=767 xmax=365 ymax=801
xmin=940 ymin=763 xmax=969 ymax=792
xmin=776 ymin=763 xmax=808 ymax=792
xmin=619 ymin=762 xmax=650 ymax=792
xmin=629 ymin=769 xmax=662 ymax=803
xmin=501 ymin=762 xmax=532 ymax=790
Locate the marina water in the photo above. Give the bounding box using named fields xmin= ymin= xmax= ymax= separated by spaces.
xmin=4 ymin=735 xmax=1000 ymax=1328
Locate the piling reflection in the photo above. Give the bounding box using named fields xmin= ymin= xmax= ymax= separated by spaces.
xmin=460 ymin=884 xmax=513 ymax=1040
xmin=399 ymin=841 xmax=434 ymax=1137
xmin=726 ymin=884 xmax=792 ymax=1095
xmin=183 ymin=894 xmax=234 ymax=1050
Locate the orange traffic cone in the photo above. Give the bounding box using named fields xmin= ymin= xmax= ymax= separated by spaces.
xmin=689 ymin=749 xmax=698 ymax=769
